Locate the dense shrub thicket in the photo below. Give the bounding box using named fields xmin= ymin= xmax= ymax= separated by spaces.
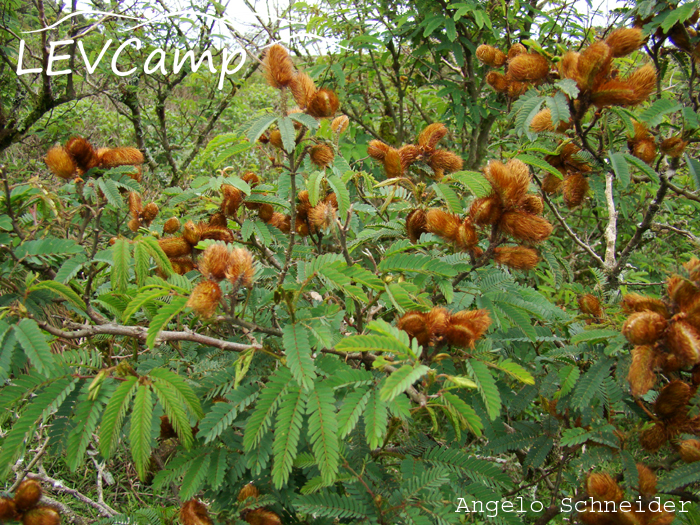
xmin=0 ymin=0 xmax=699 ymax=524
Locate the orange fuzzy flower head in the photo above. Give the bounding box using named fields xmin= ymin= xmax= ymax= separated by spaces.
xmin=307 ymin=88 xmax=340 ymax=118
xmin=507 ymin=52 xmax=550 ymax=82
xmin=187 ymin=280 xmax=222 ymax=318
xmin=494 ymin=246 xmax=540 ymax=270
xmin=443 ymin=309 xmax=492 ymax=348
xmin=263 ymin=44 xmax=295 ymax=89
xmin=45 ymin=146 xmax=76 ymax=179
xmin=628 ymin=345 xmax=657 ymax=397
xmin=476 ymin=45 xmax=507 ymax=67
xmin=605 ymin=27 xmax=644 ymax=58
xmin=226 ymin=248 xmax=255 ymax=289
xmin=310 ymin=144 xmax=335 ymax=168
xmin=198 ymin=243 xmax=230 ymax=281
xmin=180 ymin=499 xmax=213 ymax=525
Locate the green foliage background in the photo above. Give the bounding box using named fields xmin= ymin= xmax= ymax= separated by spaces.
xmin=0 ymin=0 xmax=699 ymax=524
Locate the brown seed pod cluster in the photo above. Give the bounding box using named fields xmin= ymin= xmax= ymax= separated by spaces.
xmin=647 ymin=9 xmax=700 ymax=62
xmin=0 ymin=479 xmax=61 ymax=525
xmin=180 ymin=499 xmax=213 ymax=525
xmin=45 ymin=136 xmax=144 ymax=182
xmin=659 ymin=135 xmax=688 ymax=158
xmin=560 ymin=31 xmax=654 ymax=109
xmin=398 ymin=307 xmax=491 ymax=350
xmin=529 ymin=107 xmax=572 ymax=133
xmin=262 ymin=44 xmax=340 ymax=120
xmin=638 ymin=379 xmax=700 ymax=453
xmin=423 ymin=209 xmax=478 ymax=253
xmin=577 ymin=467 xmax=674 ymax=525
xmin=476 ymin=42 xmax=549 ymax=100
xmin=624 ymin=258 xmax=700 ymax=398
xmin=237 ymin=483 xmax=282 ymax=525
xmin=468 ymin=159 xmax=552 ymax=269
xmin=542 ymin=143 xmax=591 ymax=208
xmin=367 ymin=122 xmax=463 ymax=180
xmin=627 ymin=121 xmax=658 ymax=165
xmin=309 ymin=143 xmax=335 ymax=169
xmin=187 ymin=243 xmax=256 ymax=317
xmin=220 ymin=172 xmax=262 ymax=218
xmin=266 ymin=191 xmax=338 ymax=236
xmin=126 ymin=192 xmax=159 ymax=232
xmin=578 ymin=293 xmax=604 ymax=324
xmin=158 ymin=220 xmax=236 ymax=276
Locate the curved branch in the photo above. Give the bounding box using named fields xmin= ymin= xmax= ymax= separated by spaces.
xmin=36 ymin=320 xmax=260 ymax=352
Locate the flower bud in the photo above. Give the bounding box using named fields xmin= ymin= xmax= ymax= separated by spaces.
xmin=507 ymin=52 xmax=550 ymax=82
xmin=187 ymin=280 xmax=222 ymax=318
xmin=163 ymin=217 xmax=181 ymax=234
xmin=45 ymin=146 xmax=76 ymax=179
xmin=678 ymin=439 xmax=700 ymax=463
xmin=179 ymin=499 xmax=213 ymax=525
xmin=306 ymin=88 xmax=340 ymax=118
xmin=159 ymin=237 xmax=192 ymax=258
xmin=22 ymin=507 xmax=60 ymax=525
xmin=309 ymin=144 xmax=335 ymax=168
xmin=226 ymin=248 xmax=255 ymax=289
xmin=331 ymin=115 xmax=349 ymax=134
xmin=99 ymin=147 xmax=144 ymax=168
xmin=494 ymin=246 xmax=540 ymax=270
xmin=14 ymin=479 xmax=42 ymax=511
xmin=198 ymin=244 xmax=230 ymax=281
xmin=628 ymin=345 xmax=657 ymax=397
xmin=66 ymin=136 xmax=100 ymax=172
xmin=263 ymin=44 xmax=294 ymax=89
xmin=622 ymin=311 xmax=667 ymax=345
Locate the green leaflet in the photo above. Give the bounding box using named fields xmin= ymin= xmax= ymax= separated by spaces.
xmin=335 ymin=334 xmax=411 ymax=354
xmin=306 ymin=382 xmax=339 ymax=484
xmin=146 ymin=296 xmax=189 ymax=349
xmin=207 ymin=448 xmax=228 ymax=490
xmin=130 ymin=384 xmax=154 ymax=480
xmin=14 ymin=319 xmax=55 ymax=377
xmin=516 ymin=154 xmax=563 ymax=179
xmin=133 ymin=241 xmax=150 ymax=286
xmin=492 ymin=359 xmax=534 ymax=385
xmin=245 ymin=113 xmax=277 ymax=144
xmin=243 ymin=367 xmax=293 ymax=451
xmin=571 ymin=358 xmax=613 ymax=410
xmin=379 ymin=364 xmax=429 ymax=402
xmin=336 ymin=387 xmax=371 ymax=438
xmin=657 ymin=462 xmax=700 ymax=492
xmin=609 ymin=151 xmax=630 ymax=188
xmin=66 ymin=379 xmax=116 ymax=472
xmin=294 ymin=493 xmax=369 ymax=520
xmin=99 ymin=376 xmax=139 ymax=459
xmin=283 ymin=324 xmax=316 ymax=392
xmin=272 ymin=384 xmax=305 ymax=488
xmin=451 ymin=171 xmax=492 ymax=197
xmin=558 ymin=365 xmax=580 ymax=397
xmin=326 ymin=174 xmax=350 ymax=218
xmin=150 ymin=378 xmax=193 ymax=448
xmin=278 ymin=116 xmax=296 ymax=153
xmin=199 ymin=384 xmax=258 ymax=443
xmin=466 ymin=359 xmax=501 ymax=420
xmin=27 ymin=281 xmax=86 ymax=311
xmin=147 ymin=368 xmax=203 ymax=419
xmin=0 ymin=376 xmax=78 ymax=478
xmin=440 ymin=392 xmax=483 ymax=437
xmin=111 ymin=238 xmax=131 ymax=293
xmin=179 ymin=453 xmax=211 ymax=501
xmin=364 ymin=383 xmax=388 ymax=449
xmin=122 ymin=287 xmax=171 ymax=322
